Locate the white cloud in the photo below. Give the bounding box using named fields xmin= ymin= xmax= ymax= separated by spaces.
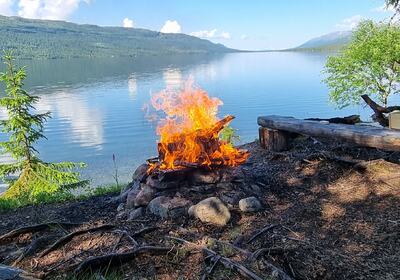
xmin=0 ymin=0 xmax=14 ymax=16
xmin=190 ymin=28 xmax=231 ymax=39
xmin=160 ymin=20 xmax=181 ymax=33
xmin=240 ymin=34 xmax=248 ymax=40
xmin=18 ymin=0 xmax=89 ymax=20
xmin=220 ymin=31 xmax=231 ymax=39
xmin=123 ymin=17 xmax=134 ymax=28
xmin=336 ymin=15 xmax=363 ymax=30
xmin=190 ymin=29 xmax=217 ymax=38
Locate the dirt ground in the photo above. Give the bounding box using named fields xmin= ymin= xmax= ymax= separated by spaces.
xmin=0 ymin=136 xmax=399 ymax=280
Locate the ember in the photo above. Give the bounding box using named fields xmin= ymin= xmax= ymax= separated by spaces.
xmin=148 ymin=80 xmax=248 ymax=173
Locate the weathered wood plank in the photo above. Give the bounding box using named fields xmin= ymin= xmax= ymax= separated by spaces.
xmin=258 ymin=115 xmax=400 ymax=152
xmin=259 ymin=127 xmax=290 ymax=151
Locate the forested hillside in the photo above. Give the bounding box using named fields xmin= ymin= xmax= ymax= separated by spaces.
xmin=0 ymin=16 xmax=232 ymax=59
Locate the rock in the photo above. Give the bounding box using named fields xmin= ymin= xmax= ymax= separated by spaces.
xmin=116 ymin=210 xmax=127 ymax=219
xmin=147 ymin=196 xmax=192 ymax=219
xmin=117 ymin=203 xmax=125 ymax=212
xmin=220 ymin=192 xmax=241 ymax=207
xmin=132 ymin=164 xmax=149 ymax=181
xmin=188 ymin=197 xmax=231 ymax=226
xmin=133 ymin=186 xmax=156 ymax=207
xmin=216 ymin=182 xmax=234 ymax=190
xmin=239 ymin=197 xmax=263 ymax=212
xmin=146 ymin=176 xmax=180 ymax=190
xmin=126 ymin=188 xmax=141 ymax=209
xmin=0 ymin=264 xmax=40 ymax=280
xmin=190 ymin=169 xmax=221 ymax=184
xmin=128 ymin=207 xmax=144 ymax=220
xmin=249 ymin=184 xmax=261 ymax=194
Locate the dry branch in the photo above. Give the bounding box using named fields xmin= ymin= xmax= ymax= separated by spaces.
xmin=305 ymin=115 xmax=361 ymax=125
xmin=39 ymin=224 xmax=115 ymax=258
xmin=361 ymin=94 xmax=400 ymax=127
xmin=200 ymin=255 xmax=221 ymax=280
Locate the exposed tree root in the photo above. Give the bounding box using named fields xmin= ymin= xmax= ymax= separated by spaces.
xmin=38 ymin=224 xmax=115 ymax=258
xmin=0 ymin=222 xmax=81 ymax=243
xmin=167 ymin=236 xmax=266 ymax=280
xmin=73 ymin=246 xmax=174 ymax=276
xmin=13 ymin=235 xmax=55 ymax=265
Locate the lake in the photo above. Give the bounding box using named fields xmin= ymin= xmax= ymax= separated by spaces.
xmin=0 ymin=52 xmax=375 ymax=187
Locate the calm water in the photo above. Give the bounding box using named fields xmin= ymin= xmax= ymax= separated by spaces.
xmin=0 ymin=52 xmax=375 ymax=187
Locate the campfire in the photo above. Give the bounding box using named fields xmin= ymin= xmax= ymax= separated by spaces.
xmin=119 ymin=81 xmax=250 ymax=220
xmin=147 ymin=80 xmax=249 ymax=174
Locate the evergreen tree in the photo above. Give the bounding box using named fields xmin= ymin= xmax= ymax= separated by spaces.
xmin=0 ymin=53 xmax=86 ymax=203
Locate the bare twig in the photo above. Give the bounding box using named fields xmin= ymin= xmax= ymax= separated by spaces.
xmin=246 ymin=224 xmax=279 ymax=244
xmin=112 ymin=230 xmax=139 ymax=248
xmin=201 ymin=255 xmax=221 ymax=280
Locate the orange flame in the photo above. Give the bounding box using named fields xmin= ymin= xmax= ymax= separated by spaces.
xmin=149 ymin=80 xmax=248 ymax=171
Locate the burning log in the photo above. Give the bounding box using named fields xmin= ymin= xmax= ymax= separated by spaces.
xmin=147 ymin=82 xmax=249 ymax=174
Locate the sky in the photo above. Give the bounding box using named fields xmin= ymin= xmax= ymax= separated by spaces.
xmin=0 ymin=0 xmax=396 ymax=50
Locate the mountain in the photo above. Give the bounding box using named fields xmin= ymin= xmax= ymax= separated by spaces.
xmin=292 ymin=31 xmax=353 ymax=51
xmin=0 ymin=16 xmax=233 ymax=59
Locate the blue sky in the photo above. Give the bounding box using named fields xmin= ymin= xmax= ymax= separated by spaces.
xmin=0 ymin=0 xmax=395 ymax=49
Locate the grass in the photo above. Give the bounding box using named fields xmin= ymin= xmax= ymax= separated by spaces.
xmin=0 ymin=183 xmax=125 ymax=213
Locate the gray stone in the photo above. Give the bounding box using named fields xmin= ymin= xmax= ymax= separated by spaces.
xmin=133 ymin=186 xmax=156 ymax=207
xmin=191 ymin=169 xmax=221 ymax=184
xmin=220 ymin=192 xmax=241 ymax=206
xmin=146 ymin=176 xmax=180 ymax=190
xmin=117 ymin=203 xmax=125 ymax=212
xmin=128 ymin=207 xmax=144 ymax=220
xmin=239 ymin=197 xmax=263 ymax=212
xmin=132 ymin=164 xmax=149 ymax=181
xmin=147 ymin=196 xmax=192 ymax=219
xmin=249 ymin=184 xmax=261 ymax=194
xmin=0 ymin=264 xmax=40 ymax=280
xmin=126 ymin=188 xmax=140 ymax=209
xmin=188 ymin=197 xmax=231 ymax=226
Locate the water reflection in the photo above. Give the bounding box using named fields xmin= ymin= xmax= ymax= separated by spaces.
xmin=37 ymin=90 xmax=104 ymax=149
xmin=128 ymin=74 xmax=137 ymax=98
xmin=163 ymin=68 xmax=183 ymax=89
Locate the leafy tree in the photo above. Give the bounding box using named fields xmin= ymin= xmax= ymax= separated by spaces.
xmin=0 ymin=53 xmax=86 ymax=203
xmin=386 ymin=0 xmax=400 ymax=22
xmin=323 ymin=20 xmax=400 ymax=125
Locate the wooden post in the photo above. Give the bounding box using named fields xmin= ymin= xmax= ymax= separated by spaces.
xmin=259 ymin=127 xmax=290 ymax=151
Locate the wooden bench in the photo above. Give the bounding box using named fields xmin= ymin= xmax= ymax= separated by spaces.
xmin=258 ymin=115 xmax=400 ymax=152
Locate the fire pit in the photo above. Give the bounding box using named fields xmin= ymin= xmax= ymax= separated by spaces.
xmin=118 ymin=81 xmax=250 ymax=223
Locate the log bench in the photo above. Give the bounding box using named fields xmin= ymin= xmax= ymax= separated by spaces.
xmin=257 ymin=115 xmax=400 ymax=152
